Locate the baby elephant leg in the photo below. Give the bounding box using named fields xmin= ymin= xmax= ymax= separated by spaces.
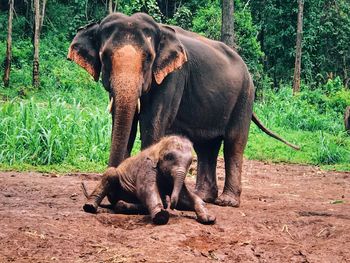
xmin=114 ymin=200 xmax=147 ymax=215
xmin=83 ymin=167 xmax=117 ymax=214
xmin=137 ymin=159 xmax=169 ymax=225
xmin=141 ymin=185 xmax=169 ymax=225
xmin=177 ymin=184 xmax=216 ymax=224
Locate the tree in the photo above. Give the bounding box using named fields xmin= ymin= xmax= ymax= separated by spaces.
xmin=3 ymin=0 xmax=14 ymax=87
xmin=40 ymin=0 xmax=47 ymax=31
xmin=32 ymin=0 xmax=47 ymax=88
xmin=108 ymin=0 xmax=118 ymax=14
xmin=293 ymin=0 xmax=304 ymax=94
xmin=33 ymin=0 xmax=40 ymax=88
xmin=108 ymin=0 xmax=113 ymax=13
xmin=221 ymin=0 xmax=235 ymax=48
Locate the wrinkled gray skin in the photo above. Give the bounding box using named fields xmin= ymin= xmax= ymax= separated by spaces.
xmin=83 ymin=136 xmax=216 ymax=225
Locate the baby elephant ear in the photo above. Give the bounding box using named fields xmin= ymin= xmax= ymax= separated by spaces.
xmin=153 ymin=25 xmax=188 ymax=85
xmin=67 ymin=23 xmax=101 ymax=81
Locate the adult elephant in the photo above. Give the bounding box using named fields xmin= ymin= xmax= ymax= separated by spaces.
xmin=68 ymin=12 xmax=299 ymax=207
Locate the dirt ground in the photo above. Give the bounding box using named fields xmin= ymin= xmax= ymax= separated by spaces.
xmin=1 ymin=159 xmax=349 ymax=263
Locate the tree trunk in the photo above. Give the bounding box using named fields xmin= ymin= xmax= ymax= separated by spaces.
xmin=292 ymin=0 xmax=304 ymax=94
xmin=221 ymin=0 xmax=235 ymax=48
xmin=113 ymin=0 xmax=118 ymax=12
xmin=33 ymin=0 xmax=40 ymax=88
xmin=24 ymin=0 xmax=34 ymax=35
xmin=40 ymin=0 xmax=47 ymax=31
xmin=108 ymin=0 xmax=113 ymax=13
xmin=3 ymin=0 xmax=14 ymax=87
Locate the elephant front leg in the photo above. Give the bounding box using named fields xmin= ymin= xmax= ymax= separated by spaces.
xmin=177 ymin=184 xmax=216 ymax=224
xmin=193 ymin=139 xmax=222 ymax=203
xmin=142 ymin=185 xmax=169 ymax=225
xmin=136 ymin=161 xmax=169 ymax=224
xmin=140 ymin=185 xmax=169 ymax=225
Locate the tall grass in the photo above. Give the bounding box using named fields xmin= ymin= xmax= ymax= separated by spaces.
xmin=0 ymin=96 xmax=110 ymax=166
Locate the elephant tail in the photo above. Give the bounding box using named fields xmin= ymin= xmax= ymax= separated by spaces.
xmin=81 ymin=182 xmax=90 ymax=199
xmin=81 ymin=182 xmax=113 ymax=209
xmin=252 ymin=112 xmax=300 ymax=150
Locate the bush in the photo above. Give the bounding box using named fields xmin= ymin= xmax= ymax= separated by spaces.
xmin=192 ymin=2 xmax=221 ymax=40
xmin=312 ymin=132 xmax=349 ymax=165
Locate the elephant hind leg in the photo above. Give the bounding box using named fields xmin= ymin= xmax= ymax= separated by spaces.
xmin=214 ymin=137 xmax=246 ymax=207
xmin=114 ymin=200 xmax=148 ymax=215
xmin=215 ymin=105 xmax=251 ymax=207
xmin=215 ymin=79 xmax=253 ymax=207
xmin=194 ymin=138 xmax=222 ymax=203
xmin=83 ymin=168 xmax=119 ymax=213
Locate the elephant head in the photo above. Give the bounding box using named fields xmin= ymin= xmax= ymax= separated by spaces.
xmin=154 ymin=136 xmax=193 ymax=209
xmin=67 ymin=13 xmax=187 ymax=167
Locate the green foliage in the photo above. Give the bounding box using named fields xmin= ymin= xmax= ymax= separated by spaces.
xmin=192 ymin=0 xmax=264 ymax=84
xmin=192 ymin=3 xmax=221 ymax=40
xmin=233 ymin=0 xmax=264 ymax=85
xmin=321 ymin=77 xmax=344 ymax=95
xmin=250 ymin=0 xmax=350 ymax=86
xmin=121 ymin=0 xmax=163 ymax=22
xmin=167 ymin=5 xmax=193 ymax=30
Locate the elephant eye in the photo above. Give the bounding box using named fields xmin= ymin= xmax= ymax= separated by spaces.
xmin=145 ymin=52 xmax=153 ymax=62
xmin=164 ymin=152 xmax=175 ymax=161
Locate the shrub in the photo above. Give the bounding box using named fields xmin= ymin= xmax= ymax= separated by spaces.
xmin=312 ymin=132 xmax=349 ymax=165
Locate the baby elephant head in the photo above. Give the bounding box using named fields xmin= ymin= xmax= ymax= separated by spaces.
xmin=156 ymin=136 xmax=193 ymax=209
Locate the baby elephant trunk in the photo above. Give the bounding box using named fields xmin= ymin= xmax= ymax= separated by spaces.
xmin=170 ymin=168 xmax=187 ymax=209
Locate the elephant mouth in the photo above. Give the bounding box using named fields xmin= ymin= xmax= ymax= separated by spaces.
xmin=107 ymin=97 xmax=141 ymax=114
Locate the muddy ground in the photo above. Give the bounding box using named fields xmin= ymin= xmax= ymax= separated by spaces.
xmin=0 ymin=159 xmax=349 ymax=263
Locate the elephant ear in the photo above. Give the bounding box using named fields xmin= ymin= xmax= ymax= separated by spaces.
xmin=153 ymin=25 xmax=188 ymax=85
xmin=67 ymin=23 xmax=101 ymax=81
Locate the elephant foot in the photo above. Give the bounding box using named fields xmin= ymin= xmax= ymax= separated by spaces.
xmin=152 ymin=209 xmax=169 ymax=225
xmin=195 ymin=189 xmax=218 ymax=203
xmin=214 ymin=193 xmax=240 ymax=207
xmin=83 ymin=202 xmax=98 ymax=213
xmin=197 ymin=213 xmax=216 ymax=225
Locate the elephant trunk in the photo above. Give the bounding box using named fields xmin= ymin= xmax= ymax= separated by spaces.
xmin=108 ymin=45 xmax=143 ymax=167
xmin=170 ymin=169 xmax=187 ymax=209
xmin=109 ymin=94 xmax=138 ymax=167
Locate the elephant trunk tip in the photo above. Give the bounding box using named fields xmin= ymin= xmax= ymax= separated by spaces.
xmin=170 ymin=195 xmax=179 ymax=210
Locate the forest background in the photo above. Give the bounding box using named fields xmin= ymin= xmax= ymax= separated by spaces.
xmin=0 ymin=0 xmax=349 ymax=172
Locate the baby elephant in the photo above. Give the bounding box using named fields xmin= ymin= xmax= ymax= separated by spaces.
xmin=82 ymin=136 xmax=216 ymax=225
